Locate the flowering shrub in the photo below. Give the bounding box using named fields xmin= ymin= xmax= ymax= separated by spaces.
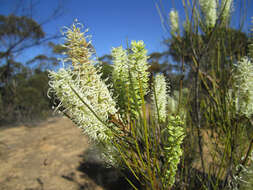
xmin=233 ymin=57 xmax=253 ymax=118
xmin=165 ymin=1 xmax=253 ymax=190
xmin=48 ymin=21 xmax=185 ymax=189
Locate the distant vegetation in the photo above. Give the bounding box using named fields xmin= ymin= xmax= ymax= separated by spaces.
xmin=0 ymin=0 xmax=66 ymax=126
xmin=1 ymin=1 xmax=253 ymax=190
xmin=0 ymin=14 xmax=178 ymax=125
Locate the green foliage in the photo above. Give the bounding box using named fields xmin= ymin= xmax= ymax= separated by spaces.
xmin=0 ymin=14 xmax=44 ymax=41
xmin=0 ymin=47 xmax=58 ymax=125
xmin=156 ymin=0 xmax=253 ymax=189
xmin=0 ymin=14 xmax=45 ymax=63
xmin=0 ymin=13 xmax=61 ymax=125
xmin=26 ymin=54 xmax=58 ymax=70
xmin=0 ymin=68 xmax=52 ymax=124
xmin=167 ymin=27 xmax=249 ymax=68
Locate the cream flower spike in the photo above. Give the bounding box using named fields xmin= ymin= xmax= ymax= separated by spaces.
xmin=152 ymin=73 xmax=168 ymax=122
xmin=169 ymin=9 xmax=179 ymax=36
xmin=112 ymin=46 xmax=128 ymax=84
xmin=233 ymin=57 xmax=253 ymax=117
xmin=49 ymin=22 xmax=117 ymax=142
xmin=128 ymin=40 xmax=150 ymax=95
xmin=199 ymin=0 xmax=217 ymax=28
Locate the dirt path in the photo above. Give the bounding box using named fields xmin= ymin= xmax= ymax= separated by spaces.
xmin=0 ymin=117 xmax=104 ymax=190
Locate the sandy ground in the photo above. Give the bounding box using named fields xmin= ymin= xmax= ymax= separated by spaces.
xmin=0 ymin=117 xmax=128 ymax=190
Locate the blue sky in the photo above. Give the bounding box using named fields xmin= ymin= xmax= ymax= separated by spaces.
xmin=1 ymin=0 xmax=170 ymax=60
xmin=45 ymin=0 xmax=169 ymax=56
xmin=1 ymin=0 xmax=252 ymax=62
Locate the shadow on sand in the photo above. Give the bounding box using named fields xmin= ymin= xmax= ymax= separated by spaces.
xmin=62 ymin=148 xmax=141 ymax=190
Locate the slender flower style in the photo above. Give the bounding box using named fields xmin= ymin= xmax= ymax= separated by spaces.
xmin=233 ymin=56 xmax=253 ymax=117
xmin=169 ymin=9 xmax=179 ymax=36
xmin=199 ymin=0 xmax=217 ymax=28
xmin=220 ymin=0 xmax=233 ymax=22
xmin=152 ymin=74 xmax=168 ymax=122
xmin=48 ymin=22 xmax=117 ymax=142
